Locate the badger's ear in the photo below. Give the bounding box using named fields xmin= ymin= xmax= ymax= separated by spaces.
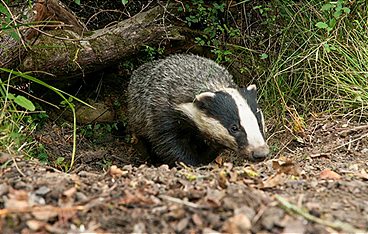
xmin=195 ymin=92 xmax=215 ymax=102
xmin=176 ymin=92 xmax=215 ymax=118
xmin=240 ymin=84 xmax=257 ymax=100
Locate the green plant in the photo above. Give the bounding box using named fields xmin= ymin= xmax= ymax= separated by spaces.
xmin=80 ymin=122 xmax=118 ymax=142
xmin=315 ymin=0 xmax=350 ymax=33
xmin=183 ymin=1 xmax=240 ymax=62
xmin=256 ymin=0 xmax=368 ymax=125
xmin=0 ymin=79 xmax=49 ymax=163
xmin=0 ymin=69 xmax=94 ymax=170
xmin=144 ymin=45 xmax=165 ymax=61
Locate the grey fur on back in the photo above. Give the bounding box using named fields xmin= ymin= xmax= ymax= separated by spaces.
xmin=127 ymin=54 xmax=236 ymax=138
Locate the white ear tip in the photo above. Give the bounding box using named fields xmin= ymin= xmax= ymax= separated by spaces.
xmin=195 ymin=92 xmax=215 ymax=101
xmin=247 ymin=84 xmax=257 ymax=91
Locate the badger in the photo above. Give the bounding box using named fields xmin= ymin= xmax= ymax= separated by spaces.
xmin=127 ymin=54 xmax=269 ymax=166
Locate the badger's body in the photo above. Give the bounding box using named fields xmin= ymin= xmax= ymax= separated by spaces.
xmin=127 ymin=54 xmax=269 ymax=166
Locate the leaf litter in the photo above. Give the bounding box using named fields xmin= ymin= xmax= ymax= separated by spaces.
xmin=0 ymin=118 xmax=367 ymax=233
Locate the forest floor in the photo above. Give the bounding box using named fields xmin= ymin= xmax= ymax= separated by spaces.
xmin=1 ymin=116 xmax=368 ymax=233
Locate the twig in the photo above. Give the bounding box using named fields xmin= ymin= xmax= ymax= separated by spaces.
xmin=0 ymin=205 xmax=85 ymax=216
xmin=338 ymin=124 xmax=368 ymax=136
xmin=310 ymin=152 xmax=331 ymax=158
xmin=275 ymin=195 xmax=365 ymax=233
xmin=159 ymin=195 xmax=204 ymax=209
xmin=333 ymin=132 xmax=368 ymax=151
xmin=11 ymin=156 xmax=26 ymax=177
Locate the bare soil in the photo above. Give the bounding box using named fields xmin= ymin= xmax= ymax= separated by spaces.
xmin=1 ymin=117 xmax=367 ymax=233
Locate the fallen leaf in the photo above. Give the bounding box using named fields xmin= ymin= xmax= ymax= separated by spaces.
xmin=222 ymin=213 xmax=251 ymax=233
xmin=63 ymin=187 xmax=77 ymax=198
xmin=319 ymin=168 xmax=341 ymax=180
xmin=120 ymin=190 xmax=155 ymax=205
xmin=5 ymin=188 xmax=30 ymax=209
xmin=215 ymin=156 xmax=224 ymax=166
xmin=243 ymin=166 xmax=259 ymax=178
xmin=109 ymin=165 xmax=127 ymax=177
xmin=218 ymin=169 xmax=228 ymax=189
xmin=176 ymin=218 xmax=189 ymax=232
xmin=262 ymin=173 xmax=288 ymax=188
xmin=31 ymin=205 xmax=58 ymax=221
xmin=205 ymin=189 xmax=225 ymax=207
xmin=192 ymin=213 xmax=203 ymax=227
xmin=272 ymin=159 xmax=300 ymax=176
xmin=0 ymin=152 xmax=11 ymax=164
xmin=60 ymin=187 xmax=77 ymax=208
xmin=26 ymin=220 xmax=46 ymax=231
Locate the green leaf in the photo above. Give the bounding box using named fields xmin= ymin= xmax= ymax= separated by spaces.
xmin=8 ymin=29 xmax=20 ymax=41
xmin=321 ymin=3 xmax=333 ymax=11
xmin=329 ymin=18 xmax=337 ymax=28
xmin=260 ymin=53 xmax=268 ymax=59
xmin=315 ymin=22 xmax=328 ymax=29
xmin=121 ymin=0 xmax=128 ymax=5
xmin=14 ymin=95 xmax=35 ymax=111
xmin=323 ymin=43 xmax=331 ymax=53
xmin=6 ymin=93 xmax=15 ymax=100
xmin=333 ymin=10 xmax=342 ymax=19
xmin=0 ymin=3 xmax=10 ymax=17
xmin=74 ymin=0 xmax=80 ymax=5
xmin=342 ymin=7 xmax=350 ymax=14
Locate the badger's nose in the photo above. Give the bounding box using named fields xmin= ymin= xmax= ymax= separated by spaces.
xmin=250 ymin=144 xmax=270 ymax=161
xmin=239 ymin=144 xmax=270 ymax=161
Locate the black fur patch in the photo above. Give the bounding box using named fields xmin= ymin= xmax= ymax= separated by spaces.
xmin=195 ymin=91 xmax=248 ymax=147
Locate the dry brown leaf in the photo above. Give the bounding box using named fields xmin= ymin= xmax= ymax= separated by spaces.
xmin=272 ymin=159 xmax=301 ymax=176
xmin=5 ymin=188 xmax=30 ymax=209
xmin=109 ymin=165 xmax=127 ymax=177
xmin=222 ymin=213 xmax=251 ymax=234
xmin=354 ymin=169 xmax=368 ymax=180
xmin=319 ymin=168 xmax=341 ymax=180
xmin=8 ymin=187 xmax=29 ymax=200
xmin=218 ymin=169 xmax=228 ymax=189
xmin=176 ymin=218 xmax=189 ymax=232
xmin=215 ymin=156 xmax=224 ymax=166
xmin=205 ymin=189 xmax=225 ymax=207
xmin=59 ymin=187 xmax=77 ymax=208
xmin=63 ymin=187 xmax=77 ymax=198
xmin=32 ymin=205 xmax=58 ymax=221
xmin=120 ymin=190 xmax=155 ymax=205
xmin=262 ymin=173 xmax=288 ymax=188
xmin=0 ymin=152 xmax=11 ymax=164
xmin=192 ymin=213 xmax=203 ymax=227
xmin=26 ymin=219 xmax=47 ymax=231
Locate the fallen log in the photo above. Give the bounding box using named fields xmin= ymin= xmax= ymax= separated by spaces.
xmin=1 ymin=1 xmax=186 ymax=79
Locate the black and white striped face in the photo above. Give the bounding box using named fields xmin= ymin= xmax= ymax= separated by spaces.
xmin=177 ymin=85 xmax=269 ymax=161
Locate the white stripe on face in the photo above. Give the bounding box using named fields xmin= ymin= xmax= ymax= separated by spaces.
xmin=224 ymin=88 xmax=266 ymax=148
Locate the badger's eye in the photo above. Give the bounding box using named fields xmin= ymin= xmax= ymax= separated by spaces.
xmin=230 ymin=125 xmax=239 ymax=134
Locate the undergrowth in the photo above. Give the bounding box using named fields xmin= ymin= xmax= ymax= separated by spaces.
xmin=183 ymin=0 xmax=368 ymax=131
xmin=260 ymin=0 xmax=368 ymax=125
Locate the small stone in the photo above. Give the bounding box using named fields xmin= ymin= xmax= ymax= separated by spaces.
xmin=35 ymin=186 xmax=50 ymax=196
xmin=0 ymin=183 xmax=9 ymax=196
xmin=76 ymin=192 xmax=88 ymax=202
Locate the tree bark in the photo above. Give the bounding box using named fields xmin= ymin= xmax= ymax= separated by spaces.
xmin=1 ymin=1 xmax=187 ymax=79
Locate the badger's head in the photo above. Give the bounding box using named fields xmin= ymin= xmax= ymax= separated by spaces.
xmin=177 ymin=84 xmax=269 ymax=161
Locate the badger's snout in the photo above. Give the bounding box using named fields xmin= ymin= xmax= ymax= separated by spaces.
xmin=239 ymin=144 xmax=270 ymax=161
